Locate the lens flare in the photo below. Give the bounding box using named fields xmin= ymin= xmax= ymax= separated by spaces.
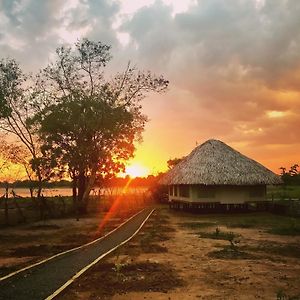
xmin=94 ymin=176 xmax=133 ymax=236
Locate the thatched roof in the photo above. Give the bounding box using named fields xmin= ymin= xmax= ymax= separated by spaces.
xmin=160 ymin=139 xmax=282 ymax=185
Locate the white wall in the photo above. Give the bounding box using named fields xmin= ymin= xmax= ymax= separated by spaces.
xmin=168 ymin=185 xmax=266 ymax=204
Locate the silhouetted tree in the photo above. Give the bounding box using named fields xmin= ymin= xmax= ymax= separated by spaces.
xmin=167 ymin=157 xmax=185 ymax=169
xmin=280 ymin=164 xmax=300 ymax=185
xmin=279 ymin=166 xmax=286 ymax=175
xmin=0 ymin=137 xmax=37 ymax=198
xmin=31 ymin=39 xmax=168 ymax=214
xmin=0 ymin=59 xmax=45 ymax=203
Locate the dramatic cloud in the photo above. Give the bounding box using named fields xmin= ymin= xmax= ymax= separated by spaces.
xmin=0 ymin=0 xmax=299 ymax=172
xmin=119 ymin=0 xmax=300 ymax=171
xmin=0 ymin=0 xmax=120 ymax=70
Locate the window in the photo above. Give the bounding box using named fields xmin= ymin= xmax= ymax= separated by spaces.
xmin=197 ymin=186 xmax=216 ymax=198
xmin=179 ymin=185 xmax=190 ymax=197
xmin=169 ymin=186 xmax=173 ymax=196
xmin=249 ymin=186 xmax=265 ymax=198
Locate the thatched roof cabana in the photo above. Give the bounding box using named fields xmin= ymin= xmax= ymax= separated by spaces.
xmin=161 ymin=140 xmax=281 ymax=209
xmin=160 ymin=139 xmax=281 ymax=186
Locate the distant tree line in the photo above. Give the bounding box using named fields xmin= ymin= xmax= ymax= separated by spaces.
xmin=0 ymin=175 xmax=161 ymax=190
xmin=0 ymin=180 xmax=72 ymax=189
xmin=100 ymin=174 xmax=163 ymax=189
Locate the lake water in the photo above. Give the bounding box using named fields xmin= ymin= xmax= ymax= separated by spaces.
xmin=0 ymin=187 xmax=148 ymax=198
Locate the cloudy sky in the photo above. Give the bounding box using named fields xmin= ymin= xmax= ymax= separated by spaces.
xmin=1 ymin=0 xmax=300 ymax=175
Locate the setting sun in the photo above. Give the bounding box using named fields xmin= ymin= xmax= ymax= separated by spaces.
xmin=125 ymin=163 xmax=150 ymax=178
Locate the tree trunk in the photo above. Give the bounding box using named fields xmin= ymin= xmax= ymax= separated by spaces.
xmin=29 ymin=187 xmax=34 ymax=199
xmin=82 ymin=165 xmax=98 ymax=208
xmin=72 ymin=177 xmax=79 ymax=220
xmin=77 ymin=171 xmax=87 ymax=214
xmin=35 ymin=166 xmax=46 ymax=220
xmin=72 ymin=178 xmax=77 ymax=204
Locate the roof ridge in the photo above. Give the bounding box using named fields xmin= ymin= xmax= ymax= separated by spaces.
xmin=160 ymin=139 xmax=282 ymax=185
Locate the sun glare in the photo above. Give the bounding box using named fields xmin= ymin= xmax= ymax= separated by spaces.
xmin=125 ymin=163 xmax=150 ymax=178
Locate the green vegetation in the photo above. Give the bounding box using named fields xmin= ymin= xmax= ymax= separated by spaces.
xmin=276 ymin=289 xmax=300 ymax=300
xmin=279 ymin=164 xmax=300 ymax=186
xmin=210 ymin=213 xmax=300 ymax=236
xmin=0 ymin=180 xmax=72 ymax=189
xmin=68 ymin=262 xmax=184 ymax=298
xmin=198 ymin=227 xmax=250 ymax=259
xmin=176 ymin=211 xmax=300 ymax=236
xmin=267 ymin=185 xmax=300 ymax=199
xmin=242 ymin=241 xmax=300 ymax=259
xmin=268 ymin=220 xmax=300 ymax=236
xmin=268 ymin=164 xmax=300 ymax=200
xmin=198 ymin=228 xmax=240 ymax=242
xmin=177 ymin=209 xmax=300 ymax=261
xmin=180 ymin=221 xmax=216 ymax=229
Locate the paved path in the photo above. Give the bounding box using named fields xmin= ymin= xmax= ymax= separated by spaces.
xmin=0 ymin=208 xmax=153 ymax=300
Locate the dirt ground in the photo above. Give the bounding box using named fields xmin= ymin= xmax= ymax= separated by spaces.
xmin=58 ymin=207 xmax=300 ymax=300
xmin=0 ymin=208 xmax=140 ymax=277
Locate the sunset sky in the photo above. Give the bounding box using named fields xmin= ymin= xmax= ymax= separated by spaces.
xmin=0 ymin=0 xmax=300 ymax=178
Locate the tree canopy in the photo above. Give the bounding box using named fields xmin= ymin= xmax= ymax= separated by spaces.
xmin=280 ymin=164 xmax=300 ymax=185
xmin=0 ymin=57 xmax=46 ymax=202
xmin=30 ymin=39 xmax=168 ymax=212
xmin=0 ymin=39 xmax=168 ymax=214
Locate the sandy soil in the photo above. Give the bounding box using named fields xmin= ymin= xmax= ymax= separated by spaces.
xmin=58 ymin=207 xmax=300 ymax=300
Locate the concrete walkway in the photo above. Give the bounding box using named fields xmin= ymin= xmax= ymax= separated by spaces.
xmin=0 ymin=208 xmax=153 ymax=300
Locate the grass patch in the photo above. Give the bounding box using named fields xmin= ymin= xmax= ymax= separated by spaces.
xmin=67 ymin=262 xmax=185 ymax=298
xmin=224 ymin=215 xmax=300 ymax=236
xmin=174 ymin=209 xmax=300 ymax=237
xmin=242 ymin=241 xmax=300 ymax=259
xmin=208 ymin=246 xmax=255 ymax=260
xmin=198 ymin=228 xmax=240 ymax=241
xmin=201 ymin=228 xmax=253 ymax=260
xmin=182 ymin=213 xmax=300 ymax=235
xmin=219 ymin=213 xmax=293 ymax=229
xmin=173 ymin=210 xmax=300 ymax=229
xmin=225 ymin=217 xmax=262 ymax=229
xmin=180 ymin=221 xmax=216 ymax=229
xmin=268 ymin=222 xmax=300 ymax=236
xmin=276 ymin=289 xmax=300 ymax=300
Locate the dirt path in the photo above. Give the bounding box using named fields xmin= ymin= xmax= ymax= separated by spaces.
xmin=0 ymin=208 xmax=153 ymax=300
xmin=58 ymin=207 xmax=300 ymax=300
